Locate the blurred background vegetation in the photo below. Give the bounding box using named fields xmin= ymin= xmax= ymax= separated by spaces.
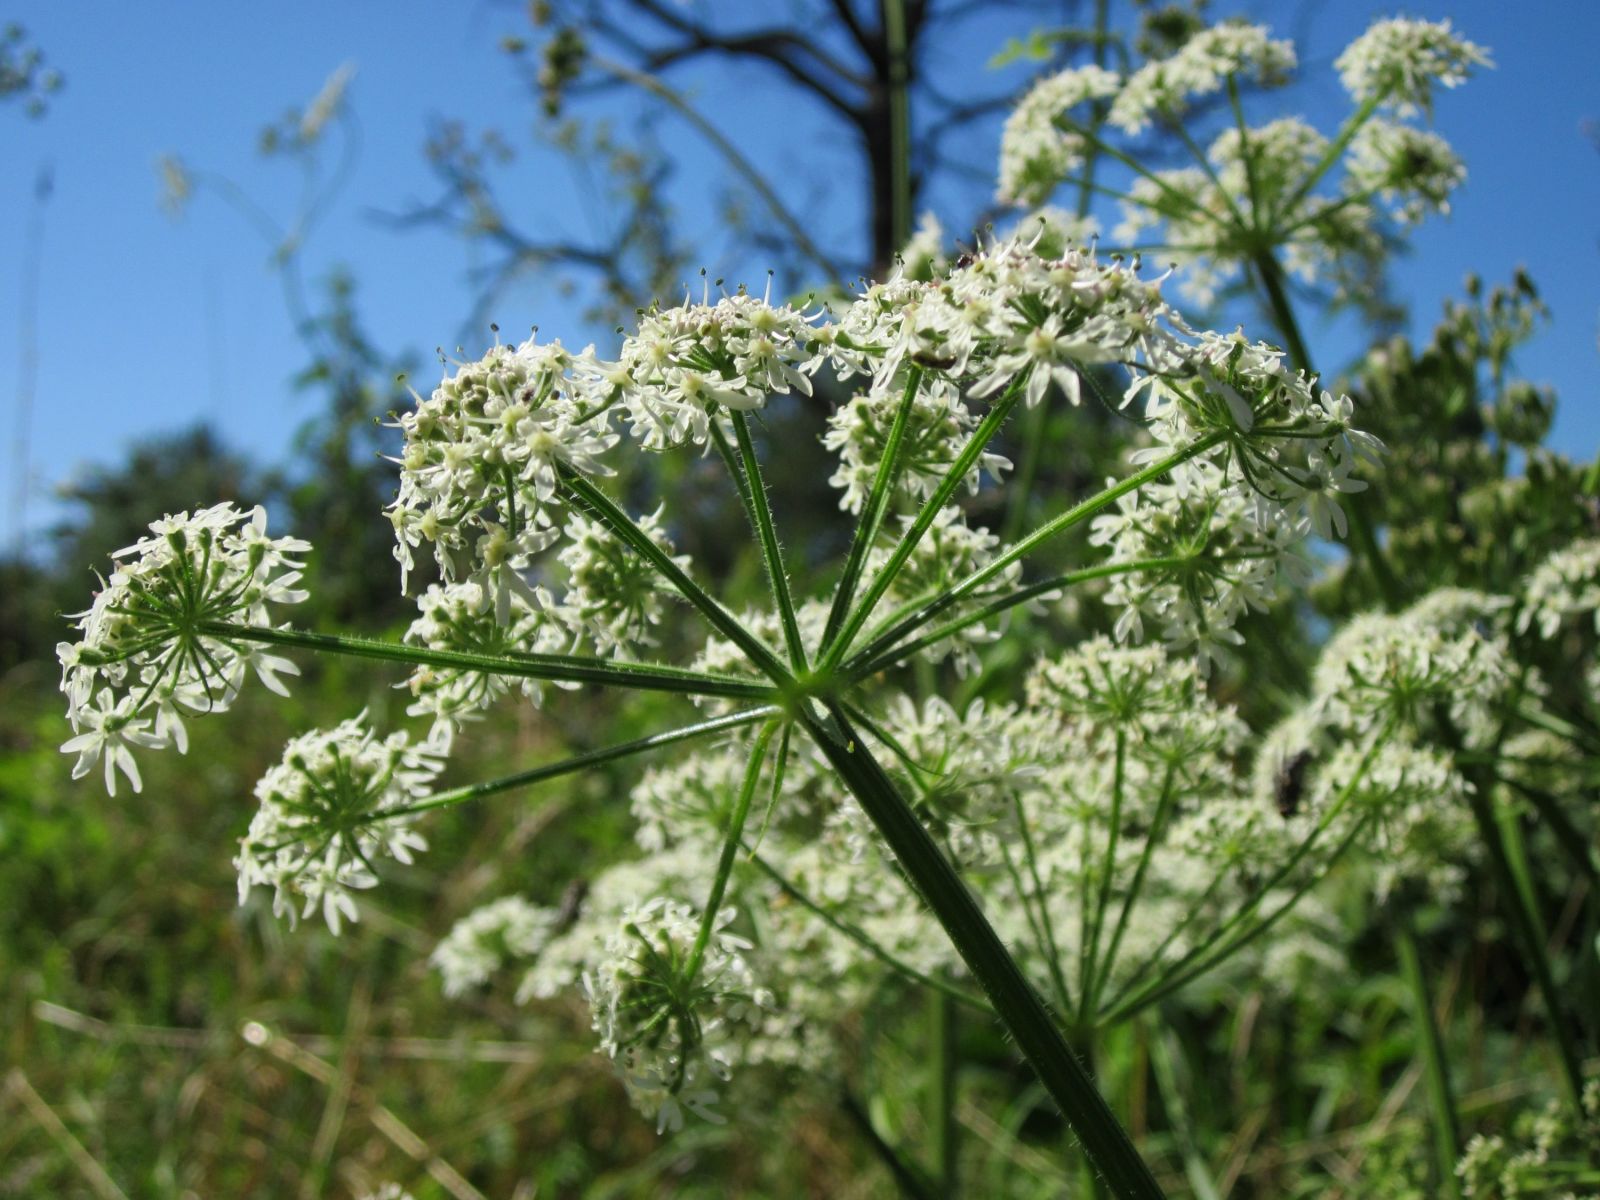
xmin=3 ymin=2 xmax=1598 ymax=1197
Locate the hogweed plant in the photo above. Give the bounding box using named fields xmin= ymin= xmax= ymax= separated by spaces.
xmin=58 ymin=14 xmax=1599 ymax=1197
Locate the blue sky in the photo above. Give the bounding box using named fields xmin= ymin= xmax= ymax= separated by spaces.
xmin=2 ymin=0 xmax=1597 ymax=553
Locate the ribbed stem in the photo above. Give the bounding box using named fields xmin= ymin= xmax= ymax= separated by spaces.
xmin=366 ymin=706 xmax=779 ymax=824
xmin=560 ymin=471 xmax=795 ymax=688
xmin=821 ymin=366 xmax=923 ymax=655
xmin=198 ymin=620 xmax=775 ymax=700
xmin=729 ymin=412 xmax=808 ymax=672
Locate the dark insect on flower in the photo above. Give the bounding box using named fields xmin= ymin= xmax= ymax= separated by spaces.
xmin=1275 ymin=749 xmax=1314 ymax=819
xmin=555 ymin=877 xmax=590 ymax=934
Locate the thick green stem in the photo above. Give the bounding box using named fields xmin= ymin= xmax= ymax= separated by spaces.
xmin=198 ymin=620 xmax=775 ymax=701
xmin=1395 ymin=913 xmax=1463 ymax=1197
xmin=799 ymin=701 xmax=1164 ymax=1199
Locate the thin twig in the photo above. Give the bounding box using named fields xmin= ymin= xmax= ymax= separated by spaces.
xmin=4 ymin=1069 xmax=131 ymax=1200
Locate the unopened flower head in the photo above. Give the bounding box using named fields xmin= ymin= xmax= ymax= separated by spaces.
xmin=235 ymin=713 xmax=443 ymax=934
xmin=58 ymin=503 xmax=309 ymax=794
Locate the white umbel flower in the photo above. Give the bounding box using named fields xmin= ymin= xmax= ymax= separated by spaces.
xmin=57 ymin=503 xmax=309 ymax=791
xmin=235 ymin=713 xmax=443 ymax=934
xmin=585 ymin=898 xmax=765 ymax=1133
xmin=1335 ymin=17 xmax=1490 ymax=118
xmin=1518 ymin=538 xmax=1600 ymax=639
xmin=387 ymin=337 xmax=617 ymax=618
xmin=598 ymin=286 xmax=825 ymax=450
xmin=431 ymin=896 xmax=559 ymax=997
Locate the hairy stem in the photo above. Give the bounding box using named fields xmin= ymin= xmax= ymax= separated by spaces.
xmin=198 ymin=620 xmax=775 ymax=700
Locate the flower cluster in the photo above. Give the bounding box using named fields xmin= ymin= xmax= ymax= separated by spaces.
xmin=1312 ymin=591 xmax=1517 ymax=747
xmin=1090 ymin=472 xmax=1308 ymax=668
xmin=387 ymin=337 xmax=617 ymax=618
xmin=1344 ymin=119 xmax=1466 ymax=225
xmin=235 ymin=713 xmax=443 ymax=934
xmin=402 ymin=580 xmax=573 ymax=747
xmin=559 ymin=506 xmax=688 ymax=656
xmin=431 ymin=895 xmax=559 ymax=997
xmin=1245 ymin=590 xmax=1528 ymax=905
xmin=1334 ymin=17 xmax=1491 ymax=117
xmin=822 ymin=379 xmax=1011 ymax=513
xmin=1518 ymin=537 xmax=1600 ymax=639
xmin=1107 ymin=23 xmax=1296 ymax=134
xmin=58 ymin=503 xmax=309 ymax=795
xmin=597 ymin=286 xmax=824 ymax=450
xmin=835 ymin=233 xmax=1188 ymax=410
xmin=998 ymin=63 xmax=1121 ymax=206
xmin=585 ymin=898 xmax=767 ymax=1132
xmin=998 ymin=17 xmax=1483 ymax=311
xmin=1455 ymin=1081 xmax=1600 ymax=1199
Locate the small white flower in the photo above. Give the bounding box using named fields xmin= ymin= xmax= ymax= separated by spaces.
xmin=59 ymin=692 xmax=165 ymax=796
